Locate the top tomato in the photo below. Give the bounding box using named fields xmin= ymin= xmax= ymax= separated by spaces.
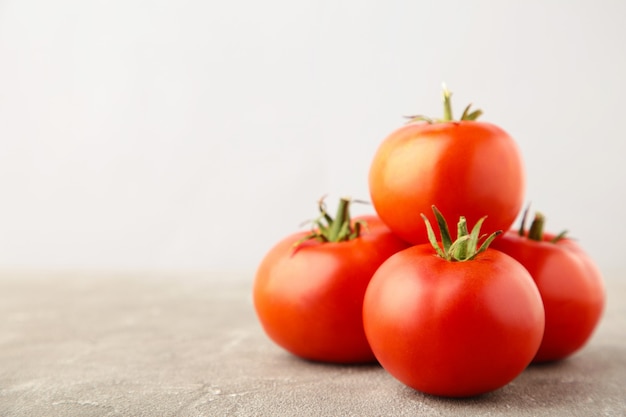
xmin=369 ymin=88 xmax=525 ymax=245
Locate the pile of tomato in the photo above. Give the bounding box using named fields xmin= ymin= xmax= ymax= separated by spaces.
xmin=252 ymin=87 xmax=606 ymax=398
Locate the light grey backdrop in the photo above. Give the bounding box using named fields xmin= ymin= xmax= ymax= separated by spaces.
xmin=1 ymin=0 xmax=624 ymax=275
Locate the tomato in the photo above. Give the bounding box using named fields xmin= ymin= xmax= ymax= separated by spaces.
xmin=253 ymin=198 xmax=409 ymax=363
xmin=362 ymin=207 xmax=545 ymax=397
xmin=491 ymin=210 xmax=605 ymax=362
xmin=368 ymin=87 xmax=524 ymax=245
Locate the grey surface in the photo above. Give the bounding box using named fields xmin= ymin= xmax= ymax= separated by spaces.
xmin=0 ymin=270 xmax=624 ymax=417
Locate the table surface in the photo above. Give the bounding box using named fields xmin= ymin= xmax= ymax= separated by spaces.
xmin=0 ymin=270 xmax=624 ymax=417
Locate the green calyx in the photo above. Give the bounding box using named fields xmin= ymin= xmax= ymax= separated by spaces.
xmin=293 ymin=196 xmax=368 ymax=248
xmin=421 ymin=205 xmax=501 ymax=262
xmin=518 ymin=205 xmax=568 ymax=243
xmin=406 ymin=84 xmax=483 ymax=124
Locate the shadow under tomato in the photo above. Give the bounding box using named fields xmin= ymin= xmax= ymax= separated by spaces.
xmin=279 ymin=350 xmax=382 ymax=370
xmin=398 ymin=346 xmax=622 ymax=413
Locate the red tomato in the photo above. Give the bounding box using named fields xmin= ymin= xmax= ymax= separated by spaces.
xmin=491 ymin=228 xmax=605 ymax=362
xmin=368 ymin=89 xmax=524 ymax=245
xmin=362 ymin=208 xmax=544 ymax=397
xmin=363 ymin=246 xmax=544 ymax=396
xmin=254 ymin=211 xmax=409 ymax=364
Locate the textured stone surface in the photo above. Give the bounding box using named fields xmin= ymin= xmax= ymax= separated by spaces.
xmin=0 ymin=270 xmax=624 ymax=416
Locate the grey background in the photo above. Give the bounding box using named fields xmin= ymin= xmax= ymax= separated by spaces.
xmin=1 ymin=0 xmax=625 ymax=274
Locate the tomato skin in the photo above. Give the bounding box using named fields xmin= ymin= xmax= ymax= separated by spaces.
xmin=253 ymin=216 xmax=409 ymax=364
xmin=368 ymin=121 xmax=524 ymax=245
xmin=362 ymin=245 xmax=544 ymax=397
xmin=491 ymin=231 xmax=605 ymax=362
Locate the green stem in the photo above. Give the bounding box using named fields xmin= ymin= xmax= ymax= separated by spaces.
xmin=422 ymin=205 xmax=500 ymax=262
xmin=442 ymin=85 xmax=453 ymax=121
xmin=453 ymin=217 xmax=470 ymax=259
xmin=405 ymin=85 xmax=482 ymax=124
xmin=327 ymin=198 xmax=350 ymax=241
xmin=527 ymin=212 xmax=545 ymax=241
xmin=518 ymin=206 xmax=568 ymax=243
xmin=550 ymin=230 xmax=568 ymax=243
xmin=293 ymin=196 xmax=367 ymax=249
xmin=518 ymin=205 xmax=530 ymax=236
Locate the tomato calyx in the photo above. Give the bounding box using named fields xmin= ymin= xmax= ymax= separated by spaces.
xmin=293 ymin=196 xmax=368 ymax=248
xmin=518 ymin=206 xmax=568 ymax=243
xmin=420 ymin=205 xmax=501 ymax=262
xmin=405 ymin=84 xmax=483 ymax=124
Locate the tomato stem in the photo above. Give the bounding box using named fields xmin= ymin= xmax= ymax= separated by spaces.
xmin=528 ymin=212 xmax=545 ymax=241
xmin=518 ymin=205 xmax=530 ymax=237
xmin=550 ymin=230 xmax=569 ymax=243
xmin=406 ymin=85 xmax=483 ymax=124
xmin=453 ymin=217 xmax=470 ymax=259
xmin=421 ymin=206 xmax=501 ymax=262
xmin=293 ymin=196 xmax=368 ymax=249
xmin=327 ymin=198 xmax=350 ymax=241
xmin=517 ymin=205 xmax=568 ymax=243
xmin=442 ymin=84 xmax=454 ymax=121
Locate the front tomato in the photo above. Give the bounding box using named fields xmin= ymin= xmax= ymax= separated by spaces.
xmin=253 ymin=198 xmax=409 ymax=364
xmin=363 ymin=208 xmax=545 ymax=397
xmin=369 ymin=87 xmax=524 ymax=245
